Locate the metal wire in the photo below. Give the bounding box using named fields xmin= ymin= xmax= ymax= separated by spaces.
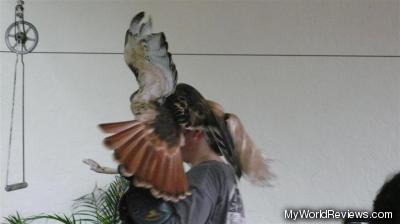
xmin=2 ymin=50 xmax=400 ymax=58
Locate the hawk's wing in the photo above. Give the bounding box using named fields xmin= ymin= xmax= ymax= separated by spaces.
xmin=99 ymin=12 xmax=188 ymax=202
xmin=124 ymin=12 xmax=177 ymax=113
xmin=208 ymin=100 xmax=274 ymax=186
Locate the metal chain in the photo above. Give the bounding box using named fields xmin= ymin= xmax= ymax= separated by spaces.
xmin=22 ymin=52 xmax=26 ymax=183
xmin=20 ymin=1 xmax=26 ymax=183
xmin=5 ymin=54 xmax=21 ymax=186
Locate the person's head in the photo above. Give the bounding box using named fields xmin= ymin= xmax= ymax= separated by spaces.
xmin=371 ymin=172 xmax=400 ymax=224
xmin=180 ymin=128 xmax=220 ymax=165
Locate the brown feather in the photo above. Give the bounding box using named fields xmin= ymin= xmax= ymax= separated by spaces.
xmin=226 ymin=113 xmax=274 ymax=186
xmin=146 ymin=149 xmax=162 ymax=184
xmin=207 ymin=100 xmax=225 ymax=117
xmin=103 ymin=124 xmax=145 ymax=149
xmin=123 ymin=140 xmax=148 ymax=174
xmin=113 ymin=138 xmax=136 ymax=161
xmin=207 ymin=101 xmax=274 ymax=186
xmin=135 ymin=146 xmax=155 ymax=178
xmin=161 ymin=156 xmax=173 ymax=194
xmin=113 ymin=128 xmax=147 ymax=161
xmin=164 ymin=156 xmax=176 ymax=195
xmin=170 ymin=155 xmax=179 ymax=196
xmin=101 ymin=118 xmax=189 ymax=201
xmin=152 ymin=151 xmax=167 ymax=189
xmin=99 ymin=120 xmax=139 ymax=133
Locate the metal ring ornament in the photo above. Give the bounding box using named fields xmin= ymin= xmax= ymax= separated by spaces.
xmin=5 ymin=21 xmax=38 ymax=54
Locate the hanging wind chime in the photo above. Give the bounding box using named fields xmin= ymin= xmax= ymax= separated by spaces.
xmin=4 ymin=0 xmax=38 ymax=191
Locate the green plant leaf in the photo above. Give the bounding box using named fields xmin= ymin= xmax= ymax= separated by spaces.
xmin=3 ymin=212 xmax=26 ymax=224
xmin=25 ymin=214 xmax=78 ymax=224
xmin=73 ymin=176 xmax=129 ymax=224
xmin=3 ymin=176 xmax=129 ymax=224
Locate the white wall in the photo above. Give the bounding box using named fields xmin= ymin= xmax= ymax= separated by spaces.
xmin=1 ymin=0 xmax=399 ymax=223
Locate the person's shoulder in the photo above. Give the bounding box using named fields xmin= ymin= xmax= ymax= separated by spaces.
xmin=187 ymin=160 xmax=236 ymax=188
xmin=201 ymin=160 xmax=234 ymax=174
xmin=189 ymin=160 xmax=233 ymax=175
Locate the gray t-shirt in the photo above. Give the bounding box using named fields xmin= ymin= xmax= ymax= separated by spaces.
xmin=172 ymin=160 xmax=246 ymax=224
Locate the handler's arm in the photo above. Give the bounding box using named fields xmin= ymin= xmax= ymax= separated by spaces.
xmin=120 ymin=185 xmax=215 ymax=224
xmin=122 ymin=166 xmax=218 ymax=224
xmin=83 ymin=159 xmax=119 ymax=174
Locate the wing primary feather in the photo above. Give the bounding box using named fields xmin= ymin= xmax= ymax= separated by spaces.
xmin=123 ymin=140 xmax=149 ymax=175
xmin=99 ymin=120 xmax=139 ymax=133
xmin=139 ymin=17 xmax=152 ymax=36
xmin=165 ymin=155 xmax=177 ymax=196
xmin=147 ymin=149 xmax=162 ymax=184
xmin=129 ymin=12 xmax=145 ymax=34
xmin=113 ymin=129 xmax=147 ymax=161
xmin=135 ymin=145 xmax=156 ymax=179
xmin=160 ymin=156 xmax=172 ymax=194
xmin=152 ymin=150 xmax=166 ymax=189
xmin=103 ymin=124 xmax=146 ymax=149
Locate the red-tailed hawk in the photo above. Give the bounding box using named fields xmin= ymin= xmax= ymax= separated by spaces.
xmin=99 ymin=12 xmax=272 ymax=202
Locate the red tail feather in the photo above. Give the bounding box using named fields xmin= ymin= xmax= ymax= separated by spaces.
xmin=99 ymin=119 xmax=189 ymax=201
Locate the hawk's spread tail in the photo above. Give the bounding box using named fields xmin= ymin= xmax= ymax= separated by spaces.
xmin=99 ymin=119 xmax=190 ymax=202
